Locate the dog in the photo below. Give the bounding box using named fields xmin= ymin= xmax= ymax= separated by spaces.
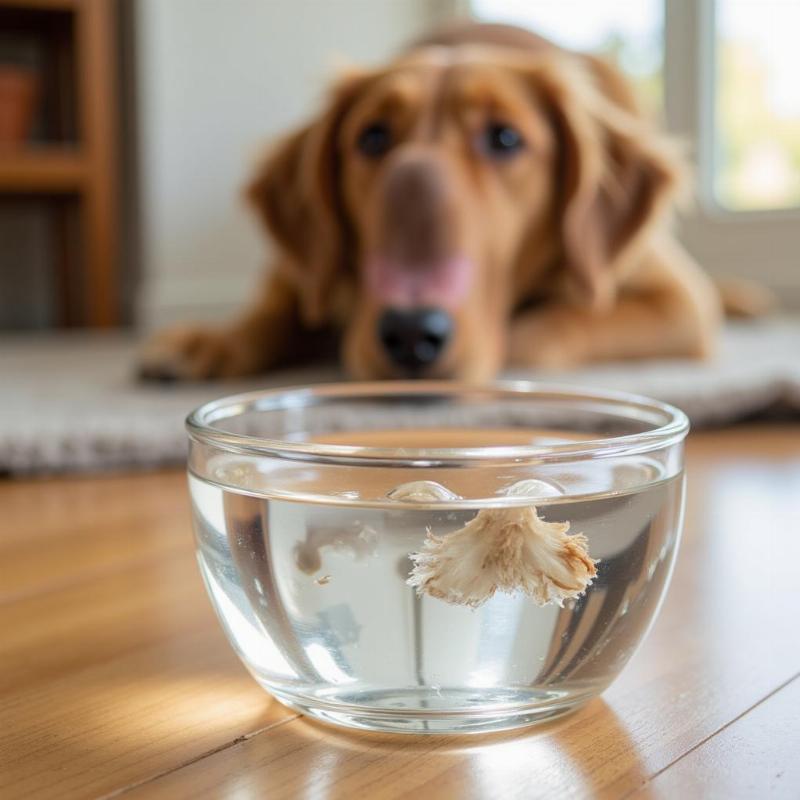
xmin=139 ymin=22 xmax=724 ymax=383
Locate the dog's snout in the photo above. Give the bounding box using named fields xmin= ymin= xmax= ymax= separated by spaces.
xmin=378 ymin=307 xmax=452 ymax=372
xmin=382 ymin=152 xmax=451 ymax=266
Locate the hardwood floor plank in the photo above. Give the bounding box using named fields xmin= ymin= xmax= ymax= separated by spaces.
xmin=113 ymin=427 xmax=800 ymax=799
xmin=0 ymin=627 xmax=296 ymax=799
xmin=633 ymin=674 xmax=800 ymax=799
xmin=1 ymin=425 xmax=797 ymax=799
xmin=0 ymin=472 xmax=295 ymax=799
xmin=0 ymin=471 xmax=189 ymax=603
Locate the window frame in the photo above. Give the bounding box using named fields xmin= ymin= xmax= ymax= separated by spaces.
xmin=666 ymin=0 xmax=800 ymax=305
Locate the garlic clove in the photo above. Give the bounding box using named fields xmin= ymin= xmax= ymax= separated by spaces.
xmin=407 ymin=480 xmax=597 ymax=608
xmin=387 ymin=480 xmax=462 ymax=503
xmin=503 ymin=478 xmax=563 ymax=500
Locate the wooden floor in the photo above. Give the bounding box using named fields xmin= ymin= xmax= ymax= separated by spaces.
xmin=1 ymin=425 xmax=798 ymax=799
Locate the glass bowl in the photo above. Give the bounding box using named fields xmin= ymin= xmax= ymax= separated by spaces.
xmin=186 ymin=382 xmax=688 ymax=734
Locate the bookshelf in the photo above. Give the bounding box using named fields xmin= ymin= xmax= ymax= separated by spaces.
xmin=0 ymin=0 xmax=119 ymax=328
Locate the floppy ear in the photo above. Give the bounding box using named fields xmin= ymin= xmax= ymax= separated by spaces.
xmin=247 ymin=71 xmax=371 ymax=325
xmin=533 ymin=56 xmax=685 ymax=310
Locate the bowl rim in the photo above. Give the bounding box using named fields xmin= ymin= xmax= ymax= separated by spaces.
xmin=185 ymin=381 xmax=689 ymax=467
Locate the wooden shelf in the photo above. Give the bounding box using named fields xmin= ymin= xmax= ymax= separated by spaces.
xmin=0 ymin=0 xmax=119 ymax=327
xmin=0 ymin=148 xmax=85 ymax=192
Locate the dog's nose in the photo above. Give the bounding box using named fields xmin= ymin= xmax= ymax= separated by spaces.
xmin=378 ymin=307 xmax=452 ymax=372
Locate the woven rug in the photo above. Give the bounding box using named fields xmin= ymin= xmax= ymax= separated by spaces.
xmin=2 ymin=318 xmax=799 ymax=475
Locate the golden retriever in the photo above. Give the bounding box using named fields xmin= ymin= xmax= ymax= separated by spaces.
xmin=139 ymin=22 xmax=722 ymax=382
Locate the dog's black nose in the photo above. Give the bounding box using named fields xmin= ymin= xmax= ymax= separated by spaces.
xmin=378 ymin=307 xmax=452 ymax=372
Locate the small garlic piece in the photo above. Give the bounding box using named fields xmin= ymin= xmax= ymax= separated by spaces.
xmin=503 ymin=478 xmax=563 ymax=499
xmin=407 ymin=479 xmax=597 ymax=608
xmin=294 ymin=521 xmax=378 ymax=575
xmin=387 ymin=481 xmax=462 ymax=503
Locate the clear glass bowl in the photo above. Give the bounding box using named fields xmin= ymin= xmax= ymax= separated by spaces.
xmin=186 ymin=382 xmax=688 ymax=734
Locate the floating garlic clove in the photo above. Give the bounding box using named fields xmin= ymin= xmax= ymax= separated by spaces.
xmin=387 ymin=481 xmax=462 ymax=503
xmin=503 ymin=478 xmax=563 ymax=499
xmin=406 ymin=479 xmax=597 ymax=608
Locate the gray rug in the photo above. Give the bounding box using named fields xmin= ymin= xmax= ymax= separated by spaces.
xmin=2 ymin=318 xmax=799 ymax=475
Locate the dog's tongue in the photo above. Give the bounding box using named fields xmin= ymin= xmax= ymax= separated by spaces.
xmin=366 ymin=256 xmax=474 ymax=308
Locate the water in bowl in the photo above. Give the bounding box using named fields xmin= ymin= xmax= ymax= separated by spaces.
xmin=189 ymin=428 xmax=683 ymax=734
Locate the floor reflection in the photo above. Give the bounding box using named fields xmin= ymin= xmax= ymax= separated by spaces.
xmin=221 ymin=698 xmax=648 ymax=799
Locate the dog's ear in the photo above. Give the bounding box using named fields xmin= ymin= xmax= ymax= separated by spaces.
xmin=247 ymin=70 xmax=371 ymax=325
xmin=532 ymin=56 xmax=685 ymax=309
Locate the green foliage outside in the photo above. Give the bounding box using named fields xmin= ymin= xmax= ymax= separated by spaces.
xmin=599 ymin=35 xmax=800 ymax=211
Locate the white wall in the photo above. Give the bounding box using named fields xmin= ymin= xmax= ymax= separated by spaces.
xmin=135 ymin=0 xmax=444 ymax=328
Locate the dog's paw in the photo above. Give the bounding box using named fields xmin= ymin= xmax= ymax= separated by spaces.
xmin=137 ymin=325 xmax=247 ymax=382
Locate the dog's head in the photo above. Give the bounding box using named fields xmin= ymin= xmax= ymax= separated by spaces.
xmin=248 ymin=26 xmax=682 ymax=380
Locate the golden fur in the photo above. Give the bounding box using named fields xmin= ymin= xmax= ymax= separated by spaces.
xmin=139 ymin=23 xmax=721 ymax=382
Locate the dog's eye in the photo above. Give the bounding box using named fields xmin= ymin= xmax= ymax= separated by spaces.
xmin=482 ymin=123 xmax=525 ymax=158
xmin=357 ymin=122 xmax=392 ymax=158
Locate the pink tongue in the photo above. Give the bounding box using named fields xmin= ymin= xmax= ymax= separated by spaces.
xmin=366 ymin=257 xmax=474 ymax=308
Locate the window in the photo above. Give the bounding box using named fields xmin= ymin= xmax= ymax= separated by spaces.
xmin=715 ymin=0 xmax=800 ymax=210
xmin=470 ymin=0 xmax=800 ymax=304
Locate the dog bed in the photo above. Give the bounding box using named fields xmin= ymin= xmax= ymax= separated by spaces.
xmin=1 ymin=318 xmax=798 ymax=474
